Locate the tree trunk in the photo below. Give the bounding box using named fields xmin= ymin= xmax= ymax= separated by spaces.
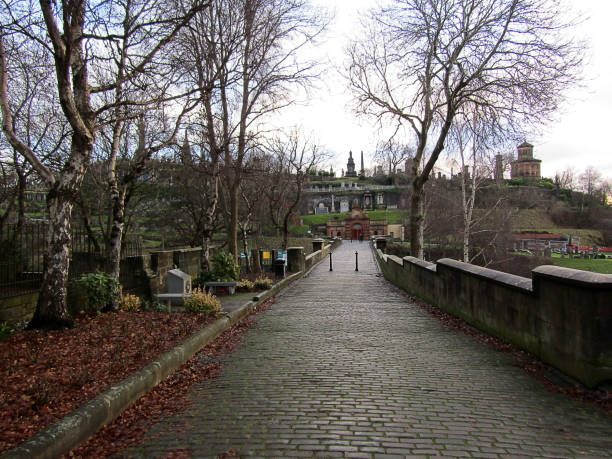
xmin=28 ymin=187 xmax=74 ymax=329
xmin=241 ymin=226 xmax=250 ymax=273
xmin=201 ymin=174 xmax=219 ymax=273
xmin=463 ymin=225 xmax=470 ymax=263
xmin=108 ymin=189 xmax=126 ymax=281
xmin=16 ymin=172 xmax=26 ymax=231
xmin=409 ymin=183 xmax=425 ymax=259
xmin=201 ymin=231 xmax=212 ymax=273
xmin=282 ymin=213 xmax=290 ymax=250
xmin=253 ymin=248 xmax=261 ymax=274
xmin=228 ymin=185 xmax=239 ymax=263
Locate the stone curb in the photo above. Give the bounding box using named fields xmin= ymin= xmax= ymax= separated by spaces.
xmin=2 ymin=244 xmax=339 ymax=459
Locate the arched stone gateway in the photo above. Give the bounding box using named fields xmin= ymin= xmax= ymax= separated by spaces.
xmin=326 ymin=206 xmax=387 ymax=240
xmin=351 ymin=223 xmax=362 ymax=241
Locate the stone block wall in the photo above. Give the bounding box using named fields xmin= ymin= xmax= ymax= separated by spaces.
xmin=0 ymin=292 xmax=38 ymax=324
xmin=374 ymin=247 xmax=612 ymax=388
xmin=172 ymin=248 xmax=202 ymax=279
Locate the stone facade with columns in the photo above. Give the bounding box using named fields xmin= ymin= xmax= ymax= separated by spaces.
xmin=511 ymin=142 xmax=541 ymax=179
xmin=326 ymin=207 xmax=388 ymax=240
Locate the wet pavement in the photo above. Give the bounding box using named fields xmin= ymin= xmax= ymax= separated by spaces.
xmin=125 ymin=241 xmax=612 ymax=458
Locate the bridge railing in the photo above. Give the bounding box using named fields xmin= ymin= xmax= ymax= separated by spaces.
xmin=373 ymin=244 xmax=612 ymax=389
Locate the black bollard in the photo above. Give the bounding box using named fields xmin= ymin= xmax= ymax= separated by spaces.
xmin=329 ymin=252 xmax=333 ymax=271
xmin=355 ymin=251 xmax=359 ymax=271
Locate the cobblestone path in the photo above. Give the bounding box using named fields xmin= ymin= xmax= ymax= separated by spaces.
xmin=126 ymin=242 xmax=612 ymax=458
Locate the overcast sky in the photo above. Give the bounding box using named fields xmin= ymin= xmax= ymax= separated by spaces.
xmin=274 ymin=0 xmax=612 ymax=181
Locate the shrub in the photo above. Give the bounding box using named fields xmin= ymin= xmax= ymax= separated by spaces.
xmin=119 ymin=288 xmax=141 ymax=312
xmin=75 ymin=272 xmax=120 ymax=314
xmin=184 ymin=287 xmax=221 ymax=316
xmin=142 ymin=299 xmax=168 ymax=313
xmin=210 ymin=251 xmax=240 ymax=281
xmin=194 ymin=251 xmax=240 ymax=288
xmin=254 ymin=277 xmax=273 ymax=290
xmin=237 ymin=279 xmax=255 ymax=291
xmin=0 ymin=322 xmax=15 ymax=341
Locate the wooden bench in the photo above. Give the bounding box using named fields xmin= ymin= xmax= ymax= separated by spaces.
xmin=157 ymin=293 xmax=192 ymax=312
xmin=204 ymin=281 xmax=238 ymax=295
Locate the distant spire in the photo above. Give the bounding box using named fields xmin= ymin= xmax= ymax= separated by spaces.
xmin=180 ymin=131 xmax=192 ymax=164
xmin=360 ymin=151 xmax=365 ymax=177
xmin=346 ymin=150 xmax=357 ymax=177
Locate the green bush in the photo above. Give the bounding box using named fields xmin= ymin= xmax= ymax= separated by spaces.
xmin=75 ymin=272 xmax=120 ymax=314
xmin=254 ymin=277 xmax=273 ymax=290
xmin=193 ymin=268 xmax=214 ymax=289
xmin=142 ymin=299 xmax=168 ymax=312
xmin=184 ymin=288 xmax=221 ymax=316
xmin=539 ymin=180 xmax=554 ymax=190
xmin=194 ymin=251 xmax=240 ymax=288
xmin=0 ymin=322 xmax=16 ymax=341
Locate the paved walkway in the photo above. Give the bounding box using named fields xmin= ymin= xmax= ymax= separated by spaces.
xmin=126 ymin=242 xmax=612 ymax=458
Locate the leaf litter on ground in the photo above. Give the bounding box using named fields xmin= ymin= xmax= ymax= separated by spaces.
xmin=1 ymin=298 xmax=273 ymax=457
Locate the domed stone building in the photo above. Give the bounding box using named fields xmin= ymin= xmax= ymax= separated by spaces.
xmin=511 ymin=142 xmax=541 ymax=179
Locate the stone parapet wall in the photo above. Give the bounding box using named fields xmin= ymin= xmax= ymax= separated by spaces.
xmin=374 ymin=246 xmax=612 ymax=388
xmin=304 ymin=238 xmax=342 ymax=271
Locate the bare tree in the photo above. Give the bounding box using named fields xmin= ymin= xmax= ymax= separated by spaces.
xmin=0 ymin=35 xmax=69 ymax=231
xmin=1 ymin=0 xmax=208 ymax=328
xmin=449 ymin=117 xmax=508 ymax=262
xmin=0 ymin=155 xmax=16 ymax=229
xmin=579 ymin=167 xmax=602 ymax=196
xmin=170 ymin=129 xmax=222 ymax=272
xmin=237 ymin=171 xmax=267 ymax=272
xmin=373 ymin=139 xmax=413 ymax=176
xmin=346 ymin=0 xmax=584 ymax=258
xmin=105 ymin=112 xmax=190 ymax=294
xmin=265 ymin=131 xmax=326 ymax=249
xmin=176 ymin=0 xmax=328 ymax=263
xmin=555 ymin=167 xmax=576 ymax=191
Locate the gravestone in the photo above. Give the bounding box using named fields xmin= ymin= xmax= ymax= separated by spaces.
xmin=168 ymin=269 xmax=191 ymax=295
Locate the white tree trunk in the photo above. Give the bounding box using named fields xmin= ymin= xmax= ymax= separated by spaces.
xmin=109 ymin=190 xmax=126 ymax=281
xmin=29 ymin=189 xmax=74 ymax=328
xmin=410 ymin=184 xmax=425 ymax=259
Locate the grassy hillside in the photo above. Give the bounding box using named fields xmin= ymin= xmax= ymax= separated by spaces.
xmin=511 ymin=209 xmax=556 ymax=230
xmin=512 ymin=210 xmax=604 ymax=246
xmin=301 ymin=209 xmax=409 ymax=226
xmin=551 ymin=255 xmax=612 ymax=274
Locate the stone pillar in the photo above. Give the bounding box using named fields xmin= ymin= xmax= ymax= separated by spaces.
xmin=312 ymin=239 xmax=324 ymax=253
xmin=287 ymin=247 xmax=305 ymax=273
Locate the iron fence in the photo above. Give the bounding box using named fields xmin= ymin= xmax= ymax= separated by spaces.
xmin=0 ymin=222 xmax=142 ymax=298
xmin=0 ymin=223 xmax=46 ymax=296
xmin=237 ymin=248 xmax=288 ymax=274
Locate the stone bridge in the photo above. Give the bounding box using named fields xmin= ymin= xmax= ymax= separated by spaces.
xmin=127 ymin=241 xmax=612 ymax=458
